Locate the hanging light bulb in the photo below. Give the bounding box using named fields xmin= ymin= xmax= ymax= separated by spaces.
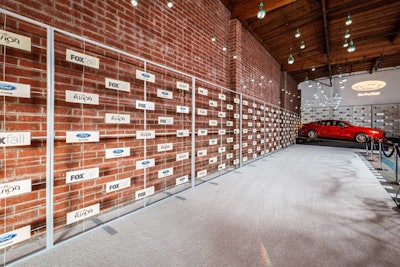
xmin=295 ymin=28 xmax=301 ymax=38
xmin=345 ymin=14 xmax=352 ymax=25
xmin=222 ymin=43 xmax=227 ymax=51
xmin=343 ymin=39 xmax=348 ymax=48
xmin=131 ymin=0 xmax=138 ymax=6
xmin=257 ymin=1 xmax=266 ymax=19
xmin=311 ymin=65 xmax=316 ymax=71
xmin=167 ymin=1 xmax=173 ymax=8
xmin=347 ymin=40 xmax=355 ymax=52
xmin=233 ymin=52 xmax=237 ymax=59
xmin=300 ymin=40 xmax=305 ymax=50
xmin=288 ymin=52 xmax=294 ymax=64
xmin=344 ymin=29 xmax=350 ymax=39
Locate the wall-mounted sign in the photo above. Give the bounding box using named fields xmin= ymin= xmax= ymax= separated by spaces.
xmin=261 ymin=151 xmax=265 ymax=156
xmin=105 ymin=113 xmax=130 ymax=124
xmin=243 ymin=143 xmax=248 ymax=148
xmin=209 ymin=100 xmax=218 ymax=107
xmin=234 ymin=129 xmax=240 ymax=134
xmin=65 ymin=90 xmax=99 ymax=105
xmin=243 ymin=129 xmax=248 ymax=134
xmin=0 ymin=179 xmax=31 ymax=199
xmin=253 ymin=103 xmax=258 ymax=108
xmin=157 ymin=143 xmax=173 ymax=152
xmin=176 ymin=152 xmax=189 ymax=161
xmin=233 ymin=144 xmax=239 ymax=150
xmin=105 ymin=78 xmax=130 ymax=92
xmin=0 ymin=131 xmax=31 ymax=147
xmin=209 ymin=157 xmax=217 ymax=164
xmin=176 ymin=175 xmax=189 ymax=185
xmin=198 ymin=129 xmax=208 ymax=136
xmin=218 ymin=93 xmax=226 ymax=100
xmin=0 ymin=225 xmax=31 ymax=250
xmin=248 ymin=148 xmax=253 ymax=154
xmin=136 ymin=158 xmax=155 ymax=170
xmin=66 ymin=131 xmax=99 ymax=143
xmin=209 ymin=139 xmax=218 ymax=145
xmin=106 ymin=178 xmax=131 ymax=193
xmin=234 ymin=98 xmax=240 ymax=104
xmin=248 ymin=122 xmax=253 ymax=127
xmin=197 ymin=169 xmax=207 ymax=178
xmin=227 ymin=137 xmax=233 ymax=143
xmin=243 ymin=156 xmax=248 ymax=162
xmin=105 ymin=147 xmax=130 ymax=159
xmin=243 ymin=100 xmax=249 ymax=106
xmin=136 ymin=100 xmax=155 ymax=110
xmin=218 ymin=147 xmax=226 ymax=153
xmin=253 ymin=141 xmax=257 ymax=146
xmin=227 ymin=104 xmax=233 ymax=110
xmin=176 ymin=106 xmax=190 ymax=114
xmin=176 ymin=130 xmax=189 ymax=137
xmin=218 ymin=112 xmax=226 ymax=118
xmin=0 ymin=81 xmax=30 ymax=98
xmin=136 ymin=130 xmax=155 ymax=140
xmin=226 ymin=153 xmax=233 ymax=159
xmin=198 ymin=87 xmax=208 ymax=96
xmin=66 ymin=167 xmax=99 ymax=184
xmin=218 ymin=129 xmax=226 ymax=135
xmin=136 ymin=186 xmax=155 ymax=200
xmin=218 ymin=163 xmax=226 ymax=170
xmin=197 ymin=149 xmax=207 ymax=157
xmin=67 ymin=203 xmax=100 ymax=225
xmin=226 ymin=121 xmax=233 ymax=127
xmin=260 ymin=106 xmax=265 ymax=110
xmin=158 ymin=167 xmax=174 ymax=178
xmin=158 ymin=117 xmax=174 ymax=125
xmin=177 ymin=81 xmax=190 ymax=91
xmin=136 ymin=70 xmax=155 ymax=83
xmin=233 ymin=159 xmax=239 ymax=165
xmin=243 ymin=114 xmax=248 ymax=120
xmin=209 ymin=120 xmax=218 ymax=126
xmin=66 ymin=49 xmax=99 ymax=69
xmin=0 ymin=30 xmax=31 ymax=51
xmin=197 ymin=108 xmax=208 ymax=116
xmin=157 ymin=89 xmax=173 ymax=99
xmin=234 ymin=113 xmax=240 ymax=119
xmin=248 ymin=109 xmax=253 ymax=114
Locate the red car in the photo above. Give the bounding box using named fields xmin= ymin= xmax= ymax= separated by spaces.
xmin=300 ymin=120 xmax=385 ymax=143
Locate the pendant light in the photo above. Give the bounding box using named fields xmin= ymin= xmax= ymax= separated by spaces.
xmin=131 ymin=0 xmax=138 ymax=6
xmin=295 ymin=28 xmax=301 ymax=38
xmin=288 ymin=48 xmax=294 ymax=64
xmin=167 ymin=1 xmax=173 ymax=8
xmin=344 ymin=29 xmax=350 ymax=39
xmin=300 ymin=40 xmax=305 ymax=50
xmin=347 ymin=40 xmax=355 ymax=52
xmin=343 ymin=39 xmax=348 ymax=48
xmin=345 ymin=14 xmax=352 ymax=26
xmin=257 ymin=1 xmax=266 ymax=19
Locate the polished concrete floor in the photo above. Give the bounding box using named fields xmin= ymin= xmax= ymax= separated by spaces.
xmin=11 ymin=145 xmax=400 ymax=267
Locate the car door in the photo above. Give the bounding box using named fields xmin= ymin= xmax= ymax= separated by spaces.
xmin=330 ymin=121 xmax=353 ymax=140
xmin=319 ymin=120 xmax=336 ymax=138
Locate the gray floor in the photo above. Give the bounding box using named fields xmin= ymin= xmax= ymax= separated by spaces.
xmin=12 ymin=145 xmax=400 ymax=267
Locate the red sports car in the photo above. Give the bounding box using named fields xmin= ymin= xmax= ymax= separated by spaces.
xmin=300 ymin=120 xmax=385 ymax=143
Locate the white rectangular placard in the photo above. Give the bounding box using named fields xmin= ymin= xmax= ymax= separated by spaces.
xmin=209 ymin=120 xmax=218 ymax=126
xmin=176 ymin=175 xmax=189 ymax=185
xmin=136 ymin=130 xmax=156 ymax=140
xmin=177 ymin=81 xmax=190 ymax=91
xmin=157 ymin=143 xmax=173 ymax=152
xmin=135 ymin=186 xmax=155 ymax=200
xmin=136 ymin=158 xmax=155 ymax=170
xmin=106 ymin=178 xmax=131 ymax=193
xmin=66 ymin=90 xmax=99 ymax=105
xmin=227 ymin=104 xmax=233 ymax=110
xmin=105 ymin=78 xmax=130 ymax=92
xmin=158 ymin=117 xmax=174 ymax=125
xmin=233 ymin=159 xmax=240 ymax=165
xmin=66 ymin=49 xmax=99 ymax=69
xmin=227 ymin=137 xmax=233 ymax=143
xmin=0 ymin=131 xmax=31 ymax=147
xmin=198 ymin=129 xmax=208 ymax=136
xmin=176 ymin=152 xmax=189 ymax=161
xmin=158 ymin=167 xmax=174 ymax=178
xmin=67 ymin=204 xmax=100 ymax=225
xmin=66 ymin=131 xmax=99 ymax=143
xmin=197 ymin=169 xmax=207 ymax=178
xmin=218 ymin=129 xmax=226 ymax=135
xmin=176 ymin=130 xmax=189 ymax=137
xmin=243 ymin=100 xmax=248 ymax=106
xmin=226 ymin=153 xmax=233 ymax=159
xmin=136 ymin=70 xmax=155 ymax=83
xmin=0 ymin=179 xmax=31 ymax=199
xmin=226 ymin=121 xmax=233 ymax=127
xmin=218 ymin=147 xmax=226 ymax=153
xmin=218 ymin=112 xmax=226 ymax=118
xmin=157 ymin=89 xmax=173 ymax=99
xmin=0 ymin=225 xmax=31 ymax=250
xmin=234 ymin=98 xmax=240 ymax=104
xmin=0 ymin=30 xmax=31 ymax=51
xmin=218 ymin=93 xmax=226 ymax=100
xmin=209 ymin=139 xmax=218 ymax=145
xmin=218 ymin=163 xmax=226 ymax=170
xmin=198 ymin=87 xmax=208 ymax=96
xmin=105 ymin=147 xmax=130 ymax=159
xmin=176 ymin=106 xmax=190 ymax=114
xmin=197 ymin=108 xmax=208 ymax=116
xmin=66 ymin=167 xmax=99 ymax=184
xmin=197 ymin=149 xmax=207 ymax=157
xmin=136 ymin=100 xmax=155 ymax=111
xmin=105 ymin=113 xmax=130 ymax=124
xmin=209 ymin=157 xmax=217 ymax=164
xmin=209 ymin=100 xmax=217 ymax=107
xmin=233 ymin=144 xmax=239 ymax=150
xmin=0 ymin=81 xmax=30 ymax=98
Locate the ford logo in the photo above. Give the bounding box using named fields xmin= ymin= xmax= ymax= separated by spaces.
xmin=162 ymin=170 xmax=169 ymax=174
xmin=0 ymin=83 xmax=17 ymax=91
xmin=141 ymin=73 xmax=150 ymax=78
xmin=113 ymin=149 xmax=124 ymax=154
xmin=0 ymin=233 xmax=17 ymax=243
xmin=76 ymin=133 xmax=91 ymax=138
xmin=142 ymin=160 xmax=150 ymax=165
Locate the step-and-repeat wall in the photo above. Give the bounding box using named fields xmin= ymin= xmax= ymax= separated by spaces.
xmin=0 ymin=11 xmax=299 ymax=264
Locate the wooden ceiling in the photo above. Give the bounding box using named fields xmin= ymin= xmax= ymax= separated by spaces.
xmin=221 ymin=0 xmax=400 ymax=84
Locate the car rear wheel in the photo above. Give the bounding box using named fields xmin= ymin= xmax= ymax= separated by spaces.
xmin=355 ymin=133 xmax=369 ymax=143
xmin=307 ymin=130 xmax=318 ymax=139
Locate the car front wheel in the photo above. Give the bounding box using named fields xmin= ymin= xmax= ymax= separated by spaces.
xmin=355 ymin=133 xmax=369 ymax=143
xmin=307 ymin=130 xmax=318 ymax=139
